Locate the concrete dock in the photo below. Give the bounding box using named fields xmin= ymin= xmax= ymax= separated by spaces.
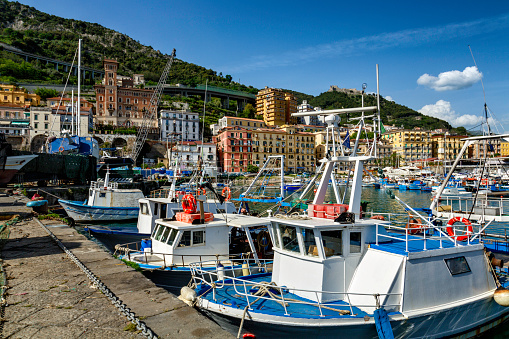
xmin=0 ymin=194 xmax=233 ymax=338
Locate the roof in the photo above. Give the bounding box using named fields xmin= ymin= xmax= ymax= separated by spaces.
xmin=221 ymin=116 xmax=265 ymax=123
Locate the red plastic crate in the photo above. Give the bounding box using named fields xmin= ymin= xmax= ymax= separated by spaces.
xmin=176 ymin=212 xmax=214 ymax=223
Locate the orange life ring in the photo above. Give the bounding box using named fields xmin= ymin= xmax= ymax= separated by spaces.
xmin=58 ymin=146 xmax=65 ymax=152
xmin=222 ymin=187 xmax=231 ymax=201
xmin=182 ymin=194 xmax=197 ymax=214
xmin=446 ymin=217 xmax=473 ymax=241
xmin=481 ymin=179 xmax=488 ymax=186
xmin=406 ymin=215 xmax=422 ymax=235
xmin=370 ymin=215 xmax=385 ymax=221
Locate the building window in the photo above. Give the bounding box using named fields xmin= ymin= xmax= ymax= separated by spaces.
xmin=109 ymin=96 xmax=113 ymax=102
xmin=45 ymin=115 xmax=49 ymax=121
xmin=44 ymin=123 xmax=48 ymax=129
xmin=34 ymin=123 xmax=38 ymax=129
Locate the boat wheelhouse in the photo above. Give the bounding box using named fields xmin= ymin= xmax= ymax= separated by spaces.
xmin=116 ymin=213 xmax=272 ymax=293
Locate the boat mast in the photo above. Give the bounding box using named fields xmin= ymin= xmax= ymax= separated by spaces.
xmin=71 ymin=89 xmax=74 ymax=134
xmin=77 ymin=38 xmax=81 ymax=137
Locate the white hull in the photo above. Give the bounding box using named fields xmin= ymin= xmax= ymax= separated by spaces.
xmin=59 ymin=200 xmax=138 ymax=222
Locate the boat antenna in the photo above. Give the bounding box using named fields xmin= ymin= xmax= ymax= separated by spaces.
xmin=468 ymin=45 xmax=491 ymax=135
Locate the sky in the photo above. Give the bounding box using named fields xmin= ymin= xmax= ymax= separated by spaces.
xmin=14 ymin=0 xmax=509 ymax=132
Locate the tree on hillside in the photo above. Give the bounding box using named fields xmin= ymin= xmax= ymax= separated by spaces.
xmin=35 ymin=87 xmax=60 ymax=100
xmin=240 ymin=103 xmax=256 ymax=119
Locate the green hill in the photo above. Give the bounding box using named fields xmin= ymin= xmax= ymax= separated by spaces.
xmin=0 ymin=0 xmax=457 ymax=132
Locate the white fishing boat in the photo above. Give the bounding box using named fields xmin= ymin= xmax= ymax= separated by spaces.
xmin=188 ymin=73 xmax=509 ymax=338
xmin=115 ymin=211 xmax=272 ymax=294
xmin=59 ymin=168 xmax=144 ymax=222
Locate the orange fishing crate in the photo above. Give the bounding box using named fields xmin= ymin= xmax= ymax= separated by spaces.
xmin=176 ymin=212 xmax=214 ymax=223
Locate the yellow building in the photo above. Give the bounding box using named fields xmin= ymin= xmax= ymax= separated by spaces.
xmin=382 ymin=130 xmax=433 ymax=164
xmin=0 ymin=84 xmax=40 ymax=106
xmin=251 ymin=126 xmax=315 ymax=173
xmin=501 ymin=141 xmax=509 ymax=157
xmin=217 ymin=116 xmax=267 ymax=130
xmin=256 ymin=87 xmax=297 ymax=126
xmin=431 ymin=134 xmax=470 ymax=160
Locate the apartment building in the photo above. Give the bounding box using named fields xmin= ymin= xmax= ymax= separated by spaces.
xmin=256 ymin=87 xmax=297 ymax=126
xmin=431 ymin=134 xmax=472 ymax=160
xmin=210 ymin=116 xmax=267 ymax=136
xmin=168 ymin=141 xmax=217 ymax=170
xmin=160 ymin=110 xmax=200 ymax=142
xmin=94 ymin=59 xmax=155 ymax=127
xmin=30 ymin=106 xmax=93 ymax=137
xmin=0 ymin=104 xmax=30 ymax=137
xmin=382 ymin=130 xmax=433 ymax=164
xmin=215 ymin=127 xmax=253 ymax=173
xmin=0 ymin=84 xmax=40 ymax=107
xmin=46 ymin=97 xmax=94 ymax=110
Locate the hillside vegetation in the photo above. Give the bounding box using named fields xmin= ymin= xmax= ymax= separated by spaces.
xmin=0 ymin=0 xmax=459 ymax=132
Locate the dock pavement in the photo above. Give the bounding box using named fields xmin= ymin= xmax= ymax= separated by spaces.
xmin=0 ymin=193 xmax=233 ymax=338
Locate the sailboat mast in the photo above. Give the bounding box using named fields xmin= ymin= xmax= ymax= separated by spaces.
xmin=71 ymin=89 xmax=74 ymax=134
xmin=77 ymin=39 xmax=82 ymax=137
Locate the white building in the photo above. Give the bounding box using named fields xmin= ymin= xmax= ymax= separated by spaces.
xmin=297 ymin=100 xmax=324 ymax=126
xmin=168 ymin=141 xmax=217 ymax=173
xmin=160 ymin=109 xmax=200 ymax=142
xmin=30 ymin=106 xmax=92 ymax=137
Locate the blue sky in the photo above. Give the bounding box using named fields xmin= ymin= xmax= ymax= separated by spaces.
xmin=15 ymin=0 xmax=509 ymax=132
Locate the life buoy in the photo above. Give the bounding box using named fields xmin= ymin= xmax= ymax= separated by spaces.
xmin=446 ymin=217 xmax=473 ymax=241
xmin=182 ymin=194 xmax=197 ymax=214
xmin=370 ymin=215 xmax=385 ymax=221
xmin=406 ymin=215 xmax=422 ymax=235
xmin=58 ymin=146 xmax=65 ymax=152
xmin=222 ymin=187 xmax=231 ymax=201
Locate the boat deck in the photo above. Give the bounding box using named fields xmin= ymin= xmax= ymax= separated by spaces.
xmin=198 ymin=273 xmax=383 ymax=319
xmin=371 ymin=232 xmax=481 ymax=256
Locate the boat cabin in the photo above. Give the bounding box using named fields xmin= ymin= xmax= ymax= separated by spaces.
xmin=149 ymin=214 xmax=272 ymax=266
xmin=86 ymin=181 xmax=144 ymax=208
xmin=266 ymin=216 xmax=390 ymax=303
xmin=137 ymin=196 xmax=237 ymax=234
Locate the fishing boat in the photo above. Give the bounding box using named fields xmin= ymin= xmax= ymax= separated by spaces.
xmin=0 ymin=133 xmax=38 ymax=184
xmin=188 ymin=80 xmax=509 ymax=338
xmin=115 ymin=210 xmax=272 ymax=294
xmin=85 ymin=181 xmax=237 ymax=251
xmin=59 ymin=168 xmax=144 ymax=222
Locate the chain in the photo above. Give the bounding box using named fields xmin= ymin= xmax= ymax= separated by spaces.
xmin=34 ymin=218 xmax=157 ymax=338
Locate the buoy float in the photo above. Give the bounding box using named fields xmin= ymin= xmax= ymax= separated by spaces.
xmin=494 ymin=287 xmax=509 ymax=307
xmin=178 ymin=286 xmax=198 ymax=306
xmin=370 ymin=215 xmax=385 ymax=221
xmin=446 ymin=217 xmax=473 ymax=241
xmin=217 ymin=263 xmax=225 ymax=281
xmin=222 ymin=187 xmax=231 ymax=201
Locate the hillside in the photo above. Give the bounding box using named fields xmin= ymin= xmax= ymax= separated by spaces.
xmin=0 ymin=0 xmax=458 ymax=132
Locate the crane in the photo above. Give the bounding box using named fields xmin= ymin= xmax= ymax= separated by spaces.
xmin=130 ymin=48 xmax=176 ymax=162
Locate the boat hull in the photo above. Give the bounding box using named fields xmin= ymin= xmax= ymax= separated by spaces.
xmin=0 ymin=155 xmax=38 ymax=184
xmin=59 ymin=199 xmax=139 ymax=222
xmin=197 ymin=292 xmax=509 ymax=339
xmin=85 ymin=227 xmax=148 ymax=252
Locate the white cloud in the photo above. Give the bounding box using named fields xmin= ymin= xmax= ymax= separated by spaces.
xmin=385 ymin=96 xmax=394 ymax=102
xmin=418 ymin=100 xmax=484 ymax=127
xmin=417 ymin=66 xmax=482 ymax=91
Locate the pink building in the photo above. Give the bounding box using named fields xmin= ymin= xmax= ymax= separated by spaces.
xmin=215 ymin=126 xmax=253 ymax=173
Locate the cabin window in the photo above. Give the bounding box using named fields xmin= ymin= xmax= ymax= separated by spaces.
xmin=161 ymin=204 xmax=167 ymax=218
xmin=166 ymin=229 xmax=177 ymax=246
xmin=350 ymin=232 xmax=362 ymax=253
xmin=140 ymin=203 xmax=149 ymax=215
xmin=444 ymin=256 xmax=471 ymax=275
xmin=193 ymin=230 xmax=205 ymax=245
xmin=321 ymin=230 xmax=342 ymax=257
xmin=302 ymin=228 xmax=318 ymax=257
xmin=179 ymin=231 xmax=192 ymax=246
xmin=279 ymin=225 xmax=299 ymax=253
xmin=99 ymin=192 xmax=106 ymax=198
xmin=160 ymin=227 xmax=171 ymax=243
xmin=154 ymin=203 xmax=159 ymax=216
xmin=271 ymin=225 xmax=280 ymax=248
xmin=154 ymin=225 xmax=165 ymax=242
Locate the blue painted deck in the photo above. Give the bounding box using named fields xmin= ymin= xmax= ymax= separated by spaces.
xmin=371 ymin=232 xmax=480 ymax=256
xmin=198 ymin=273 xmax=375 ymax=319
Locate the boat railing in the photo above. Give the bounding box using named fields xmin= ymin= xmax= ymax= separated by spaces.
xmin=435 ymin=195 xmax=505 ymax=216
xmin=90 ymin=181 xmax=118 ymax=190
xmin=114 ymin=241 xmax=254 ymax=268
xmin=374 ymin=217 xmax=491 ymax=253
xmin=190 ymin=259 xmax=403 ymax=316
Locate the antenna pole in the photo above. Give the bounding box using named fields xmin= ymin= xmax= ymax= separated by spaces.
xmin=468 ymin=45 xmax=491 ymax=135
xmin=77 ymin=39 xmax=81 ymax=136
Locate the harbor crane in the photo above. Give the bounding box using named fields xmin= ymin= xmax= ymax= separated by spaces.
xmin=130 ymin=48 xmax=176 ymax=162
